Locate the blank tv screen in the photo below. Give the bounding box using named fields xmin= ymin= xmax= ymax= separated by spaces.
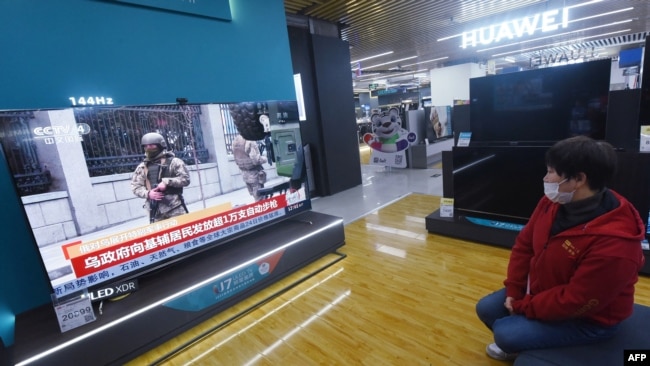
xmin=469 ymin=59 xmax=611 ymax=145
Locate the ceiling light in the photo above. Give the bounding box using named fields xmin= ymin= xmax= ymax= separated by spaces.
xmin=402 ymin=56 xmax=449 ymax=67
xmin=476 ymin=19 xmax=633 ymax=53
xmin=566 ymin=0 xmax=603 ymax=9
xmin=361 ymin=56 xmax=418 ymax=70
xmin=350 ymin=51 xmax=394 ymax=64
xmin=356 ymin=72 xmax=380 ymax=78
xmin=569 ymin=7 xmax=633 ymax=23
xmin=436 ymin=1 xmax=614 ymax=44
xmin=470 ymin=7 xmax=633 ymax=52
xmin=358 ymin=69 xmax=429 ymax=82
xmin=437 ymin=33 xmax=461 ymax=42
xmin=491 ymin=29 xmax=630 ymax=57
xmin=504 ymin=56 xmax=516 ymax=63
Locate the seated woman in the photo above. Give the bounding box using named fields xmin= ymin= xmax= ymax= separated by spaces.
xmin=475 ymin=135 xmax=646 ymax=361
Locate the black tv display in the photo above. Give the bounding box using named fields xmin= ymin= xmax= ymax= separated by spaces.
xmin=452 ymin=145 xmax=548 ymax=225
xmin=469 ymin=59 xmax=611 ymax=146
xmin=0 ymin=101 xmax=310 ymax=300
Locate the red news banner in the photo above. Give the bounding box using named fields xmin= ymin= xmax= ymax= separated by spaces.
xmin=64 ymin=196 xmax=287 ymax=278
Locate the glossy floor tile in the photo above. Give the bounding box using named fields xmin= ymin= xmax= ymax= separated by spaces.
xmin=310 ymin=163 xmax=443 ymax=224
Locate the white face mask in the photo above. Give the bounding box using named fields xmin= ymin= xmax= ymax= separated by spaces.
xmin=543 ymin=179 xmax=574 ymax=204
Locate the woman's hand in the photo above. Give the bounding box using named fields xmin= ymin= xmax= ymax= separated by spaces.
xmin=504 ymin=296 xmax=515 ymax=314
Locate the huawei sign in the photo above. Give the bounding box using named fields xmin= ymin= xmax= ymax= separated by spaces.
xmin=462 ymin=8 xmax=570 ymax=49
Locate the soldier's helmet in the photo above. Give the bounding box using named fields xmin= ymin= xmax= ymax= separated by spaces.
xmin=141 ymin=132 xmax=167 ymax=149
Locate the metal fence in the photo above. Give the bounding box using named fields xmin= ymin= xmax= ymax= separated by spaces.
xmin=0 ymin=111 xmax=52 ymax=196
xmin=220 ymin=104 xmax=239 ymax=155
xmin=76 ymin=104 xmax=208 ymax=177
xmin=0 ymin=103 xmax=264 ymax=196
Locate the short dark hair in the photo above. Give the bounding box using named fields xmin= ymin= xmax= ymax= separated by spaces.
xmin=545 ymin=136 xmax=617 ymax=191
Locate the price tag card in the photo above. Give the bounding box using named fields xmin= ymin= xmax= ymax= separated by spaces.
xmin=52 ymin=293 xmax=96 ymax=333
xmin=640 ymin=126 xmax=650 ymax=152
xmin=440 ymin=197 xmax=454 ymax=218
xmin=457 ymin=132 xmax=472 ymax=147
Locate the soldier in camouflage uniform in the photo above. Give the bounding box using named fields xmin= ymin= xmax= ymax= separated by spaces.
xmin=232 ymin=134 xmax=267 ymax=201
xmin=131 ymin=132 xmax=190 ymax=222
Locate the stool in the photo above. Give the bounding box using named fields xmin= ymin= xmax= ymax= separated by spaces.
xmin=514 ymin=303 xmax=650 ymax=366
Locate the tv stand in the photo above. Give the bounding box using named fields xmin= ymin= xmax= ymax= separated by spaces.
xmin=12 ymin=210 xmax=345 ymax=366
xmin=425 ymin=209 xmax=518 ymax=249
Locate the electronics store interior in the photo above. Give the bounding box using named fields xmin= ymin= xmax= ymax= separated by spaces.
xmin=2 ymin=1 xmax=650 ymax=365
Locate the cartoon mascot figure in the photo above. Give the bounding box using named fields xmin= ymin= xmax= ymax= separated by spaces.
xmin=363 ymin=107 xmax=416 ymax=153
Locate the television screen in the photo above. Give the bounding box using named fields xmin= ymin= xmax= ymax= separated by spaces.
xmin=452 ymin=145 xmax=547 ymax=225
xmin=618 ymin=47 xmax=643 ymax=69
xmin=0 ymin=100 xmax=311 ymax=300
xmin=452 ymin=147 xmax=650 ymax=230
xmin=469 ymin=59 xmax=611 ymax=145
xmin=424 ymin=105 xmax=453 ymax=141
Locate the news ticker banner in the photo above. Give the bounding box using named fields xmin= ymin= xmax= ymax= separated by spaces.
xmin=61 ymin=201 xmax=234 ymax=261
xmin=52 ymin=196 xmax=291 ymax=298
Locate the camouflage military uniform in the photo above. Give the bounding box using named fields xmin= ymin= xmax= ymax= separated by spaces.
xmin=232 ymin=134 xmax=267 ymax=201
xmin=131 ymin=150 xmax=190 ymax=222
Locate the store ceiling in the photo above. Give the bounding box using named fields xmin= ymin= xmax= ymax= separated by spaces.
xmin=284 ymin=0 xmax=650 ymax=93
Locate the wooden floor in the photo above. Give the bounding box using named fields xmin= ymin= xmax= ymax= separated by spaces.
xmin=359 ymin=144 xmax=370 ymax=165
xmin=127 ymin=193 xmax=650 ymax=366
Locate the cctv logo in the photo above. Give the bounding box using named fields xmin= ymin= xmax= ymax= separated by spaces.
xmin=625 ymin=350 xmax=649 ymax=365
xmin=33 ymin=123 xmax=91 ymax=145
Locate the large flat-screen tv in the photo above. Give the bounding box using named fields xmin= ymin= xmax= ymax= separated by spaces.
xmin=452 ymin=146 xmax=650 ymax=231
xmin=0 ymin=100 xmax=310 ymax=300
xmin=452 ymin=145 xmax=548 ymax=225
xmin=469 ymin=59 xmax=611 ymax=145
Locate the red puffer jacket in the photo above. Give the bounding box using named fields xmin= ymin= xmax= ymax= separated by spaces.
xmin=505 ymin=190 xmax=646 ymax=326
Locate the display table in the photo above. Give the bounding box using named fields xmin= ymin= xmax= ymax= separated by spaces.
xmin=13 ymin=210 xmax=345 ymax=366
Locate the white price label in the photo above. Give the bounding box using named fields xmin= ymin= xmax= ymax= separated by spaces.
xmin=53 ymin=296 xmax=96 ymax=333
xmin=457 ymin=132 xmax=472 ymax=147
xmin=640 ymin=126 xmax=650 ymax=152
xmin=440 ymin=197 xmax=454 ymax=218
